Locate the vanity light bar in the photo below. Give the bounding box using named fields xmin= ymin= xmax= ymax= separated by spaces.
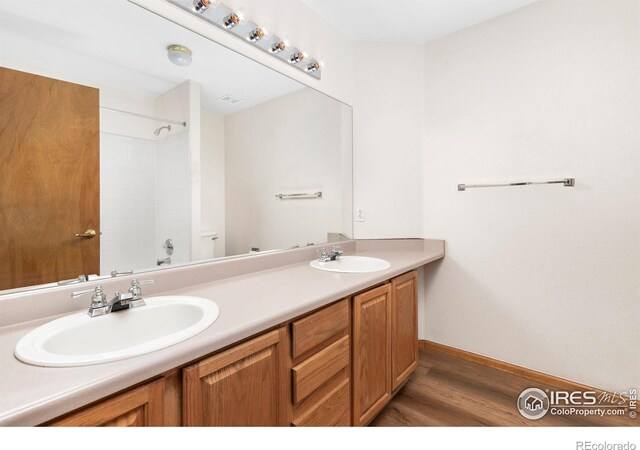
xmin=169 ymin=0 xmax=322 ymax=80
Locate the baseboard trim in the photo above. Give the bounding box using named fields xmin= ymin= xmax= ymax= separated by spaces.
xmin=419 ymin=340 xmax=602 ymax=393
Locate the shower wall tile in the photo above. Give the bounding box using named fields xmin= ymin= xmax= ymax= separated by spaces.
xmin=100 ymin=133 xmax=157 ymax=275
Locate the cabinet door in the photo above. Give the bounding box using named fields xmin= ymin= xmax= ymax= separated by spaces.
xmin=48 ymin=379 xmax=165 ymax=427
xmin=183 ymin=328 xmax=287 ymax=426
xmin=391 ymin=271 xmax=419 ymax=391
xmin=352 ymin=284 xmax=392 ymax=426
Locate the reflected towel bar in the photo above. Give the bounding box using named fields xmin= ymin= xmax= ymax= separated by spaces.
xmin=458 ymin=178 xmax=575 ymax=191
xmin=276 ymin=192 xmax=323 ymax=200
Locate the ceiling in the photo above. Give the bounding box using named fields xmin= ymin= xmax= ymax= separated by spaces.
xmin=303 ymin=0 xmax=537 ymax=43
xmin=0 ymin=0 xmax=304 ymax=115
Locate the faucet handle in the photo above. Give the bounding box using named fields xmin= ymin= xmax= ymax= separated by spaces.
xmin=72 ymin=285 xmax=107 ymax=308
xmin=129 ymin=279 xmax=155 ymax=301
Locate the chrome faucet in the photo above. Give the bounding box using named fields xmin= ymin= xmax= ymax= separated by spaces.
xmin=72 ymin=279 xmax=155 ymax=318
xmin=318 ymin=245 xmax=343 ymax=263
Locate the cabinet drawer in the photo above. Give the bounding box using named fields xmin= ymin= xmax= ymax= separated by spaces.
xmin=292 ymin=335 xmax=350 ymax=404
xmin=292 ymin=379 xmax=350 ymax=427
xmin=291 ymin=299 xmax=349 ymax=358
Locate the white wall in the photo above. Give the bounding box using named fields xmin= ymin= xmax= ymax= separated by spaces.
xmin=225 ymin=88 xmax=351 ymax=254
xmin=422 ymin=0 xmax=640 ymax=392
xmin=201 ymin=110 xmax=226 ymax=258
xmin=353 ymin=41 xmax=424 ymax=239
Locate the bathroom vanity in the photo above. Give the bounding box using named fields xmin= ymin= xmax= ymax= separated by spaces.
xmin=0 ymin=239 xmax=444 ymax=427
xmin=45 ymin=271 xmax=414 ymax=427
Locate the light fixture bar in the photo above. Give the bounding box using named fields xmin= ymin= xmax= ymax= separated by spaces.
xmin=167 ymin=0 xmax=322 ymax=80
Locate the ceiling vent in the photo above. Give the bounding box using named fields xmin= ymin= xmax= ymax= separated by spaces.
xmin=217 ymin=94 xmax=243 ymax=105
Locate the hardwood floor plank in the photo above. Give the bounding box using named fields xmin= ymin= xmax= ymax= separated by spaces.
xmin=372 ymin=348 xmax=637 ymax=427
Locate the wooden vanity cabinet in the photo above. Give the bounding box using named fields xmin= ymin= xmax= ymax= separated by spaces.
xmin=182 ymin=327 xmax=288 ymax=426
xmin=44 ymin=271 xmax=420 ymax=428
xmin=391 ymin=271 xmax=419 ymax=390
xmin=352 ymin=271 xmax=419 ymax=426
xmin=48 ymin=379 xmax=165 ymax=427
xmin=290 ymin=299 xmax=351 ymax=427
xmin=352 ymin=283 xmax=393 ymax=426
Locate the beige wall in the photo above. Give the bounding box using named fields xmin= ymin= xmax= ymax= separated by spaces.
xmin=421 ymin=0 xmax=640 ymax=392
xmin=225 ymin=88 xmax=352 ymax=254
xmin=353 ymin=41 xmax=424 ymax=239
xmin=201 ymin=110 xmax=226 ymax=258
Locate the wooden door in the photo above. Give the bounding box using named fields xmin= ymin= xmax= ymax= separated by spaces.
xmin=48 ymin=379 xmax=165 ymax=427
xmin=352 ymin=284 xmax=392 ymax=426
xmin=391 ymin=271 xmax=419 ymax=390
xmin=183 ymin=328 xmax=288 ymax=426
xmin=0 ymin=67 xmax=99 ymax=291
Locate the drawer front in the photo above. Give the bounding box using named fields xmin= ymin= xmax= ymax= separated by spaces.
xmin=292 ymin=335 xmax=350 ymax=404
xmin=291 ymin=299 xmax=349 ymax=358
xmin=292 ymin=379 xmax=351 ymax=427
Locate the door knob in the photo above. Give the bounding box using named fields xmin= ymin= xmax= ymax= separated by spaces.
xmin=75 ymin=229 xmax=96 ymax=239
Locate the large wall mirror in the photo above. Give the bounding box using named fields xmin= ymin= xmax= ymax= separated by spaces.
xmin=0 ymin=0 xmax=353 ymax=294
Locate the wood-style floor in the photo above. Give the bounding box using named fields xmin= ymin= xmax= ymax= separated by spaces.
xmin=371 ymin=348 xmax=636 ymax=427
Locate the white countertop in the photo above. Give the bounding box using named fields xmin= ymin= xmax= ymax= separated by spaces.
xmin=0 ymin=240 xmax=444 ymax=426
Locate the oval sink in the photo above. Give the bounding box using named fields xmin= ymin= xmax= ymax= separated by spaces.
xmin=15 ymin=296 xmax=219 ymax=367
xmin=310 ymin=256 xmax=391 ymax=273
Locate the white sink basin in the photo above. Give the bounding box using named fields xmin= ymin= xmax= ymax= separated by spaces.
xmin=310 ymin=256 xmax=391 ymax=273
xmin=15 ymin=296 xmax=219 ymax=367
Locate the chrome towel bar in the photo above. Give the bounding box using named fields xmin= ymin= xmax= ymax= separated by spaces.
xmin=458 ymin=178 xmax=575 ymax=192
xmin=276 ymin=191 xmax=323 ymax=200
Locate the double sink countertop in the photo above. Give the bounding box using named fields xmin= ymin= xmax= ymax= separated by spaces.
xmin=0 ymin=239 xmax=444 ymax=426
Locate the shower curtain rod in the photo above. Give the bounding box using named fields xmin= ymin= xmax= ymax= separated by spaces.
xmin=100 ymin=106 xmax=187 ymax=127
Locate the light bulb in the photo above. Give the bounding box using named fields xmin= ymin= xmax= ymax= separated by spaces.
xmin=192 ymin=0 xmax=217 ymax=14
xmin=290 ymin=51 xmax=304 ymax=64
xmin=306 ymin=60 xmax=320 ymax=72
xmin=270 ymin=41 xmax=286 ymax=54
xmin=223 ymin=13 xmax=240 ymax=29
xmin=248 ymin=27 xmax=266 ymax=42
